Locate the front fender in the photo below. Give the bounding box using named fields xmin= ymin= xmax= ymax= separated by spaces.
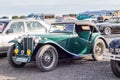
xmin=9 ymin=40 xmax=19 ymax=44
xmin=109 ymin=39 xmax=120 ymax=48
xmin=9 ymin=40 xmax=22 ymax=48
xmin=92 ymin=35 xmax=108 ymax=48
xmin=99 ymin=36 xmax=108 ymax=48
xmin=40 ymin=40 xmax=80 ymax=57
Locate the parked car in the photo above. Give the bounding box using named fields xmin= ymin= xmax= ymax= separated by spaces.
xmin=0 ymin=19 xmax=50 ymax=54
xmin=96 ymin=17 xmax=120 ymax=35
xmin=7 ymin=20 xmax=108 ymax=72
xmin=104 ymin=39 xmax=120 ymax=78
xmin=97 ymin=16 xmax=111 ymax=23
xmin=55 ymin=17 xmax=77 ymax=22
xmin=76 ymin=14 xmax=92 ymax=20
xmin=84 ymin=16 xmax=98 ymax=23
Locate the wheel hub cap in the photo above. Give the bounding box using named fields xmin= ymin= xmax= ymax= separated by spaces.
xmin=44 ymin=55 xmax=51 ymax=62
xmin=42 ymin=50 xmax=53 ymax=67
xmin=95 ymin=44 xmax=103 ymax=56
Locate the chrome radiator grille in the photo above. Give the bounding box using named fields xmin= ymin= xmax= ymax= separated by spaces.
xmin=23 ymin=37 xmax=33 ymax=54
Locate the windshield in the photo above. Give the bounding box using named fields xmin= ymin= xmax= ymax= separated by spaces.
xmin=50 ymin=23 xmax=74 ymax=33
xmin=0 ymin=22 xmax=8 ymax=33
xmin=108 ymin=17 xmax=119 ymax=23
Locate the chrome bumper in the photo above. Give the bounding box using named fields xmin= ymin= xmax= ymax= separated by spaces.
xmin=103 ymin=54 xmax=120 ymax=61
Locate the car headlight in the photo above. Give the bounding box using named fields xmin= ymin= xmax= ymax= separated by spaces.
xmin=14 ymin=48 xmax=19 ymax=55
xmin=34 ymin=36 xmax=41 ymax=44
xmin=17 ymin=36 xmax=24 ymax=43
xmin=27 ymin=49 xmax=31 ymax=56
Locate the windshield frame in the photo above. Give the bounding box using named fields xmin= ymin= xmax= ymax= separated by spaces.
xmin=0 ymin=21 xmax=9 ymax=33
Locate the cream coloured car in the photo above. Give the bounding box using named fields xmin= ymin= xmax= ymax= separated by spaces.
xmin=0 ymin=19 xmax=50 ymax=54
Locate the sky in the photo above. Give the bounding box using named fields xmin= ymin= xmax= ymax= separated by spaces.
xmin=0 ymin=0 xmax=120 ymax=16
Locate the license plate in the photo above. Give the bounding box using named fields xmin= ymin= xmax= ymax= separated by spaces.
xmin=16 ymin=57 xmax=28 ymax=62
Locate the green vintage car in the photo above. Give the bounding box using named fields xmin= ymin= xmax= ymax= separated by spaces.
xmin=7 ymin=20 xmax=108 ymax=71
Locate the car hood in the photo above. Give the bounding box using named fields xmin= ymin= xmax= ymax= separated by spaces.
xmin=35 ymin=33 xmax=73 ymax=43
xmin=109 ymin=38 xmax=120 ymax=48
xmin=96 ymin=22 xmax=111 ymax=26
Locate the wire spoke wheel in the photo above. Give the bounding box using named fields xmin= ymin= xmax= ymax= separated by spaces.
xmin=93 ymin=39 xmax=105 ymax=61
xmin=41 ymin=49 xmax=54 ymax=68
xmin=36 ymin=45 xmax=58 ymax=72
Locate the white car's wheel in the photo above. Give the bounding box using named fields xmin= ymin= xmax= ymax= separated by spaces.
xmin=7 ymin=45 xmax=26 ymax=68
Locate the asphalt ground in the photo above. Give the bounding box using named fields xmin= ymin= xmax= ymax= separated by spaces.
xmin=0 ymin=34 xmax=120 ymax=80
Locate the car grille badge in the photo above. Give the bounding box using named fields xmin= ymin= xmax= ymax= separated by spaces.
xmin=21 ymin=50 xmax=24 ymax=55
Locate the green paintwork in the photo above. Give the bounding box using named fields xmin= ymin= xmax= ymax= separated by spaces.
xmin=39 ymin=33 xmax=74 ymax=50
xmin=35 ymin=31 xmax=100 ymax=55
xmin=9 ymin=22 xmax=106 ymax=58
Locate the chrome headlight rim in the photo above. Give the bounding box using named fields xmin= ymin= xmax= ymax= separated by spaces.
xmin=34 ymin=36 xmax=41 ymax=44
xmin=16 ymin=36 xmax=24 ymax=43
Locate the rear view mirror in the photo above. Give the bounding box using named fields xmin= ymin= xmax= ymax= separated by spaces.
xmin=6 ymin=29 xmax=14 ymax=34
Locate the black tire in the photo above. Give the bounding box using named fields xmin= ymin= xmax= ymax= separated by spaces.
xmin=7 ymin=45 xmax=26 ymax=68
xmin=36 ymin=45 xmax=58 ymax=72
xmin=104 ymin=27 xmax=111 ymax=35
xmin=111 ymin=60 xmax=120 ymax=78
xmin=93 ymin=39 xmax=105 ymax=61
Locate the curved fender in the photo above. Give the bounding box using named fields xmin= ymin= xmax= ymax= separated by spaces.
xmin=109 ymin=39 xmax=120 ymax=48
xmin=9 ymin=40 xmax=19 ymax=44
xmin=99 ymin=36 xmax=108 ymax=48
xmin=42 ymin=40 xmax=80 ymax=57
xmin=92 ymin=35 xmax=108 ymax=48
xmin=9 ymin=40 xmax=22 ymax=48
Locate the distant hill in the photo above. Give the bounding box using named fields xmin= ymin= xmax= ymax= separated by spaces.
xmin=80 ymin=10 xmax=118 ymax=16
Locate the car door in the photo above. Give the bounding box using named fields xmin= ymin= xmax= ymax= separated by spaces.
xmin=115 ymin=18 xmax=120 ymax=32
xmin=72 ymin=25 xmax=91 ymax=55
xmin=0 ymin=34 xmax=3 ymax=52
xmin=25 ymin=21 xmax=47 ymax=34
xmin=111 ymin=17 xmax=120 ymax=32
xmin=0 ymin=22 xmax=8 ymax=52
xmin=2 ymin=21 xmax=25 ymax=52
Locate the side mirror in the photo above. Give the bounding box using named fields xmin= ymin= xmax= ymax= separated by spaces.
xmin=6 ymin=29 xmax=14 ymax=34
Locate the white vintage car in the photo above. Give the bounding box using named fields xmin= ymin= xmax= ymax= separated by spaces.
xmin=0 ymin=19 xmax=50 ymax=54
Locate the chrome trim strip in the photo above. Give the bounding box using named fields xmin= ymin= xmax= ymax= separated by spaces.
xmin=23 ymin=38 xmax=24 ymax=51
xmin=27 ymin=36 xmax=28 ymax=50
